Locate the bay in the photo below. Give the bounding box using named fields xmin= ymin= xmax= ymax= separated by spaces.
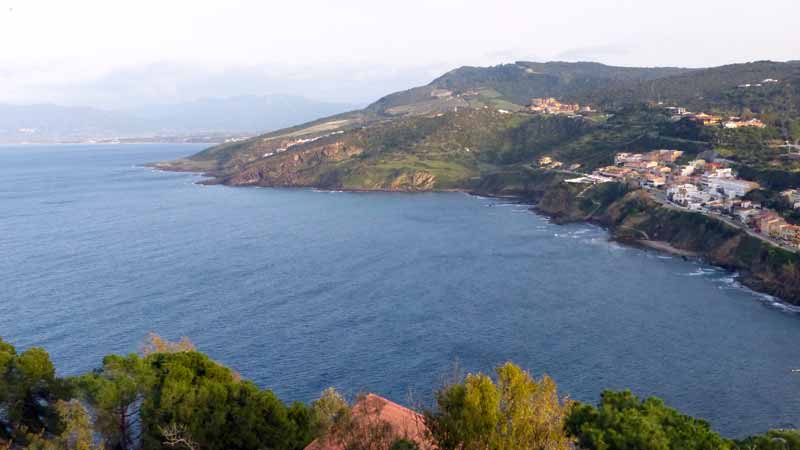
xmin=2 ymin=144 xmax=799 ymax=437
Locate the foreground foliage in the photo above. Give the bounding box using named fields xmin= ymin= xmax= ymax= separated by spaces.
xmin=424 ymin=362 xmax=573 ymax=450
xmin=1 ymin=336 xmax=798 ymax=450
xmin=566 ymin=390 xmax=732 ymax=450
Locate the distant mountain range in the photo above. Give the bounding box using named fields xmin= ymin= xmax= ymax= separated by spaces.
xmin=0 ymin=95 xmax=357 ymax=143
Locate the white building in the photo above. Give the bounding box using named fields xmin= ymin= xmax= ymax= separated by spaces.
xmin=735 ymin=208 xmax=760 ymax=223
xmin=706 ymin=177 xmax=759 ymax=198
xmin=615 ymin=152 xmax=643 ymax=165
xmin=667 ymin=184 xmax=699 ymax=204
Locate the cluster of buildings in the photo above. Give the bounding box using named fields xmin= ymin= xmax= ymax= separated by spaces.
xmin=585 ymin=149 xmax=800 ymax=249
xmin=594 ymin=149 xmax=760 ymax=206
xmin=529 ymin=98 xmax=594 ymax=116
xmin=553 ymin=146 xmax=800 ymax=249
xmin=593 ymin=150 xmax=685 ymax=188
xmin=664 ymin=165 xmax=761 ymax=209
xmin=753 ymin=211 xmax=800 ymax=247
xmin=663 ymin=106 xmax=766 ymax=128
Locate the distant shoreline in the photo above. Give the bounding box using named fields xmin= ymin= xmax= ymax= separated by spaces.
xmin=0 ymin=141 xmax=219 ymax=145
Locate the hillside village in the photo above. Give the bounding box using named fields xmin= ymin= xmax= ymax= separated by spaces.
xmin=528 ymin=97 xmax=594 ymax=116
xmin=663 ymin=105 xmax=767 ymax=128
xmin=544 ymin=146 xmax=800 ymax=251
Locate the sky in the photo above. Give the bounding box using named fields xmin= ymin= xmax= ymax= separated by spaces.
xmin=1 ymin=0 xmax=798 ymax=108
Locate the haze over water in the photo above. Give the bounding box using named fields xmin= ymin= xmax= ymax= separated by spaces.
xmin=2 ymin=144 xmax=800 ymax=437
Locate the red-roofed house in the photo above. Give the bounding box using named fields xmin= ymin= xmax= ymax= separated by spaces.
xmin=305 ymin=394 xmax=434 ymax=450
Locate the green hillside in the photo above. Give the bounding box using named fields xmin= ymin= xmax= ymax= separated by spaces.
xmin=152 ymin=60 xmax=800 ymax=192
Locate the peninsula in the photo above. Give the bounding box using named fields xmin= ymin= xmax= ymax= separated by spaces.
xmin=153 ymin=60 xmax=800 ymax=303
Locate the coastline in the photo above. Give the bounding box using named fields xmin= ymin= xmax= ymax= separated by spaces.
xmin=147 ymin=163 xmax=800 ymax=308
xmin=623 ymin=238 xmax=700 ymax=258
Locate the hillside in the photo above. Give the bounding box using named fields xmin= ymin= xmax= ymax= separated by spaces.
xmin=586 ymin=60 xmax=800 ymax=113
xmin=365 ymin=61 xmax=691 ymax=116
xmin=155 ymin=60 xmax=800 ymax=191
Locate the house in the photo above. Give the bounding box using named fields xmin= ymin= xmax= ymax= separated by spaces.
xmin=304 ymin=394 xmax=433 ymax=450
xmin=706 ymin=177 xmax=759 ymax=198
xmin=645 ymin=149 xmax=684 ymax=163
xmin=665 ymin=106 xmax=688 ymax=116
xmin=690 ymin=113 xmax=721 ymax=126
xmin=778 ymin=224 xmax=799 ymax=242
xmin=757 ymin=212 xmax=783 ymax=235
xmin=597 ymin=166 xmax=632 ymax=179
xmin=723 ymin=118 xmax=766 ymax=129
xmin=710 ymin=168 xmax=734 ymax=178
xmin=529 ymin=98 xmax=581 ymax=115
xmin=615 ymin=152 xmax=643 ymax=165
xmin=667 ymin=184 xmax=699 ymax=204
xmin=679 ymin=159 xmax=706 ymax=177
xmin=642 ymin=174 xmax=666 ymax=188
xmin=735 ymin=208 xmax=760 ymax=223
xmin=782 ymin=189 xmax=800 ymax=203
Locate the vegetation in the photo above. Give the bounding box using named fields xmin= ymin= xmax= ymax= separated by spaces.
xmin=2 ymin=336 xmax=800 ymax=450
xmin=424 ymin=362 xmax=572 ymax=450
xmin=566 ymin=390 xmax=731 ymax=450
xmin=0 ymin=339 xmax=65 ymax=444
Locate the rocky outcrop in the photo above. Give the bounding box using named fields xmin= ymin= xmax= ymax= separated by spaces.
xmin=221 ymin=141 xmax=364 ymax=187
xmin=386 ymin=171 xmax=436 ymax=191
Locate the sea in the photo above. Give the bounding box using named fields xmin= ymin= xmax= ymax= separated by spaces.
xmin=2 ymin=143 xmax=800 ymax=437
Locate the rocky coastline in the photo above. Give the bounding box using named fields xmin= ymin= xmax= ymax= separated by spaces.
xmin=151 ymin=160 xmax=800 ymax=306
xmin=471 ymin=168 xmax=800 ymax=305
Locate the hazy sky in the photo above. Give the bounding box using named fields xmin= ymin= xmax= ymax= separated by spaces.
xmin=1 ymin=0 xmax=798 ymax=108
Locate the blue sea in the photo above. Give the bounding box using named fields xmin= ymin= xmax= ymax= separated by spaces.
xmin=2 ymin=144 xmax=800 ymax=437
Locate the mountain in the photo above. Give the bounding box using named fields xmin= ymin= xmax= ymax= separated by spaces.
xmin=0 ymin=95 xmax=356 ymax=143
xmin=154 ymin=60 xmax=800 ymax=191
xmin=0 ymin=104 xmax=150 ymax=142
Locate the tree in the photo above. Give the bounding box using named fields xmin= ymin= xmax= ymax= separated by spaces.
xmin=425 ymin=362 xmax=572 ymax=450
xmin=159 ymin=423 xmax=198 ymax=450
xmin=139 ymin=333 xmax=195 ymax=356
xmin=23 ymin=400 xmax=104 ymax=450
xmin=138 ymin=351 xmax=311 ymax=450
xmin=735 ymin=430 xmax=800 ymax=450
xmin=310 ymin=387 xmax=350 ymax=438
xmin=78 ymin=354 xmax=151 ymax=450
xmin=0 ymin=339 xmax=63 ymax=443
xmin=566 ymin=390 xmax=732 ymax=450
